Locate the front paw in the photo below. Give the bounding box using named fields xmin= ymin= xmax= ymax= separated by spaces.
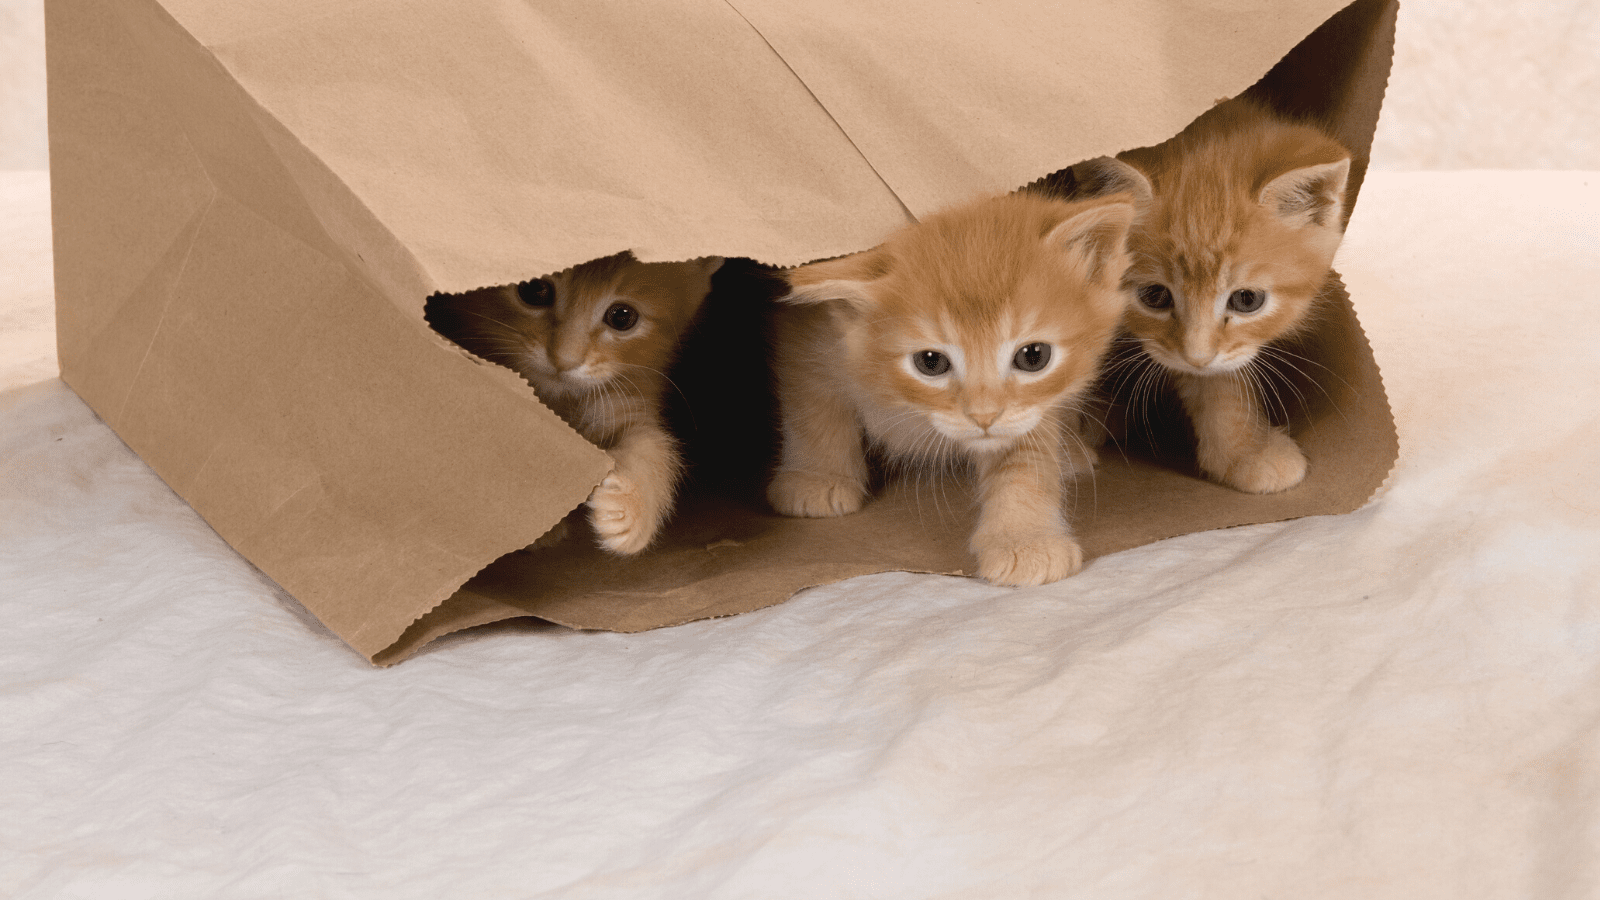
xmin=587 ymin=472 xmax=662 ymax=555
xmin=972 ymin=530 xmax=1084 ymax=587
xmin=1213 ymin=430 xmax=1307 ymax=494
xmin=768 ymin=470 xmax=866 ymax=518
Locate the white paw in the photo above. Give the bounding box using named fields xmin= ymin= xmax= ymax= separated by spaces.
xmin=1216 ymin=430 xmax=1308 ymax=494
xmin=973 ymin=530 xmax=1084 ymax=587
xmin=587 ymin=472 xmax=661 ymax=555
xmin=767 ymin=470 xmax=866 ymax=518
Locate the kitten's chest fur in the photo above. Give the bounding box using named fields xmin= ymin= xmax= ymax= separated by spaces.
xmin=856 ymin=388 xmax=959 ymax=467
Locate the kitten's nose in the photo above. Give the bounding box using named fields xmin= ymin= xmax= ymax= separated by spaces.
xmin=550 ymin=347 xmax=585 ymax=375
xmin=550 ymin=327 xmax=591 ymax=374
xmin=968 ymin=410 xmax=999 ymax=431
xmin=1182 ymin=347 xmax=1217 ymax=369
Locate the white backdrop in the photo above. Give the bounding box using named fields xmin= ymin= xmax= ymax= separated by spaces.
xmin=0 ymin=0 xmax=45 ymax=170
xmin=5 ymin=3 xmax=1600 ymax=895
xmin=2 ymin=0 xmax=1599 ymax=171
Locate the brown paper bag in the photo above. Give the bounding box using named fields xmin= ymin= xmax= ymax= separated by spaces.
xmin=47 ymin=0 xmax=1399 ymax=664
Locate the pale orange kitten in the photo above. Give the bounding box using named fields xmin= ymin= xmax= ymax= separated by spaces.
xmin=1078 ymin=98 xmax=1352 ymax=493
xmin=769 ymin=192 xmax=1136 ymax=586
xmin=427 ymin=252 xmax=723 ymax=553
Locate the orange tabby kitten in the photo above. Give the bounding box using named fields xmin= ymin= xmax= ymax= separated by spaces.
xmin=427 ymin=252 xmax=722 ymax=554
xmin=1078 ymin=98 xmax=1351 ymax=493
xmin=769 ymin=191 xmax=1136 ymax=586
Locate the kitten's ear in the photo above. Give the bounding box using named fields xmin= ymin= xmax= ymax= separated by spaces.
xmin=1259 ymin=156 xmax=1351 ymax=229
xmin=1072 ymin=156 xmax=1152 ymax=207
xmin=780 ymin=248 xmax=889 ymax=312
xmin=660 ymin=255 xmax=724 ymax=305
xmin=1044 ymin=197 xmax=1137 ymax=286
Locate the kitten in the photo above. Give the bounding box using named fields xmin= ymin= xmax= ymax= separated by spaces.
xmin=769 ymin=191 xmax=1136 ymax=586
xmin=427 ymin=252 xmax=723 ymax=554
xmin=1077 ymin=98 xmax=1352 ymax=494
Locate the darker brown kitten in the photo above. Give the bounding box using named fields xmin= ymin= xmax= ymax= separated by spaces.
xmin=428 ymin=252 xmax=722 ymax=553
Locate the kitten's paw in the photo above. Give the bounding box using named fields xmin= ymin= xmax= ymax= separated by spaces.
xmin=768 ymin=470 xmax=866 ymax=518
xmin=587 ymin=472 xmax=661 ymax=555
xmin=973 ymin=531 xmax=1084 ymax=587
xmin=1217 ymin=431 xmax=1308 ymax=494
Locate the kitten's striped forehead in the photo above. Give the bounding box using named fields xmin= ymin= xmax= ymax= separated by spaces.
xmin=1170 ymin=241 xmax=1225 ymax=291
xmin=1142 ymin=188 xmax=1245 ymax=293
xmin=918 ymin=305 xmax=1047 ymax=347
xmin=549 ymin=257 xmax=626 ymax=311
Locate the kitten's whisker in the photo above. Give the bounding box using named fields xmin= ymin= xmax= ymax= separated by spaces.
xmin=1066 ymin=398 xmax=1115 ymax=451
xmin=455 ymin=308 xmax=526 ymax=334
xmin=1260 ymin=344 xmax=1358 ymax=395
xmin=1249 ymin=364 xmax=1283 ymax=428
xmin=1103 ymin=354 xmax=1153 ymax=397
xmin=1257 ymin=345 xmax=1352 ymax=426
xmin=1240 ymin=365 xmax=1280 ymax=433
xmin=1259 ymin=345 xmax=1353 ymax=404
xmin=909 ymin=429 xmax=951 ymax=525
xmin=592 ymin=383 xmax=618 ymax=446
xmin=1028 ymin=429 xmax=1063 ymax=500
xmin=1055 ymin=408 xmax=1098 ymax=518
xmin=1128 ymin=360 xmax=1169 ymax=448
xmin=1251 ymin=357 xmax=1304 ymax=427
xmin=1102 ymin=343 xmax=1152 ymax=374
xmin=615 ymin=362 xmax=698 ymax=434
xmin=919 ymin=433 xmax=942 ymax=522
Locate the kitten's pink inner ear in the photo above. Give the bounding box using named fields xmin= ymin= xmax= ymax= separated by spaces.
xmin=780 ymin=249 xmax=889 ymax=310
xmin=779 ymin=278 xmax=879 ymax=311
xmin=1044 ymin=199 xmax=1137 ymax=285
xmin=1258 ymin=157 xmax=1351 ymax=229
xmin=1073 ymin=156 xmax=1153 ymax=207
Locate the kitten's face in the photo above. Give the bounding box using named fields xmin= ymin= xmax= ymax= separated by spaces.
xmin=1113 ymin=156 xmax=1350 ymax=378
xmin=787 ymin=193 xmax=1133 ymax=456
xmin=854 ymin=278 xmax=1111 ymax=454
xmin=437 ymin=253 xmax=720 ymax=401
xmin=1124 ymin=193 xmax=1340 ymax=376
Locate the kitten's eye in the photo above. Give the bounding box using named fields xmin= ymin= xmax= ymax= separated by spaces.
xmin=603 ymin=303 xmax=639 ymax=331
xmin=912 ymin=350 xmax=951 ymax=377
xmin=517 ymin=279 xmax=554 ymax=308
xmin=1137 ymin=284 xmax=1173 ymax=310
xmin=1013 ymin=342 xmax=1052 ymax=373
xmin=1228 ymin=288 xmax=1266 ymax=313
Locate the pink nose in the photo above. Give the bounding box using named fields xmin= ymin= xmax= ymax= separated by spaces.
xmin=550 ymin=349 xmax=585 ymax=374
xmin=968 ymin=410 xmax=998 ymax=430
